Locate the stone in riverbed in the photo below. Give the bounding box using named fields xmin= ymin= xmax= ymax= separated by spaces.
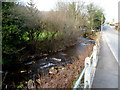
xmin=20 ymin=70 xmax=27 ymax=73
xmin=49 ymin=67 xmax=57 ymax=74
xmin=27 ymin=79 xmax=35 ymax=89
xmin=36 ymin=79 xmax=41 ymax=85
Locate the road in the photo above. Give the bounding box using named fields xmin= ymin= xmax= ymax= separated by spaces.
xmin=92 ymin=24 xmax=119 ymax=88
xmin=102 ymin=24 xmax=118 ymax=62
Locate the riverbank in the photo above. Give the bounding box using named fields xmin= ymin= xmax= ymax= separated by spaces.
xmin=2 ymin=36 xmax=97 ymax=89
xmin=38 ymin=44 xmax=93 ymax=88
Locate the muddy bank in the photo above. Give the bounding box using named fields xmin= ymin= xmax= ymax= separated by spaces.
xmin=38 ymin=44 xmax=93 ymax=88
xmin=2 ymin=37 xmax=95 ymax=89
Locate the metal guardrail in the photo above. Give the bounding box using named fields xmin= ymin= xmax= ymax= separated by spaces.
xmin=73 ymin=42 xmax=100 ymax=89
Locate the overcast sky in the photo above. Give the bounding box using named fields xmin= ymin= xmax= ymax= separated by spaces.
xmin=20 ymin=0 xmax=119 ymax=23
xmin=84 ymin=0 xmax=119 ymax=23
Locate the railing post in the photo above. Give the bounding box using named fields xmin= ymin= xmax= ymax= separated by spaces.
xmin=93 ymin=45 xmax=97 ymax=67
xmin=90 ymin=45 xmax=98 ymax=86
xmin=84 ymin=57 xmax=91 ymax=88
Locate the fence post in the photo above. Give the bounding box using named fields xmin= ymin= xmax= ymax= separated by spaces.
xmin=84 ymin=57 xmax=91 ymax=88
xmin=93 ymin=45 xmax=97 ymax=67
xmin=96 ymin=41 xmax=100 ymax=54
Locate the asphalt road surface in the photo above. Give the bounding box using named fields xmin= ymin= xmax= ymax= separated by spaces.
xmin=102 ymin=24 xmax=118 ymax=62
xmin=92 ymin=24 xmax=119 ymax=88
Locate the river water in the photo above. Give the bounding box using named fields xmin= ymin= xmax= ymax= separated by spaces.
xmin=2 ymin=37 xmax=95 ymax=89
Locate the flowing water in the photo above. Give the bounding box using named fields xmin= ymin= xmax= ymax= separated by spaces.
xmin=2 ymin=37 xmax=95 ymax=88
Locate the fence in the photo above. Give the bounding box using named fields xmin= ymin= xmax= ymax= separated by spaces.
xmin=73 ymin=41 xmax=100 ymax=89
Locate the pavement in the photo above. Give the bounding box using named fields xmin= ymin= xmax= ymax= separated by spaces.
xmin=92 ymin=24 xmax=119 ymax=88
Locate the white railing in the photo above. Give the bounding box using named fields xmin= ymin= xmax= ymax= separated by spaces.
xmin=73 ymin=42 xmax=100 ymax=89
